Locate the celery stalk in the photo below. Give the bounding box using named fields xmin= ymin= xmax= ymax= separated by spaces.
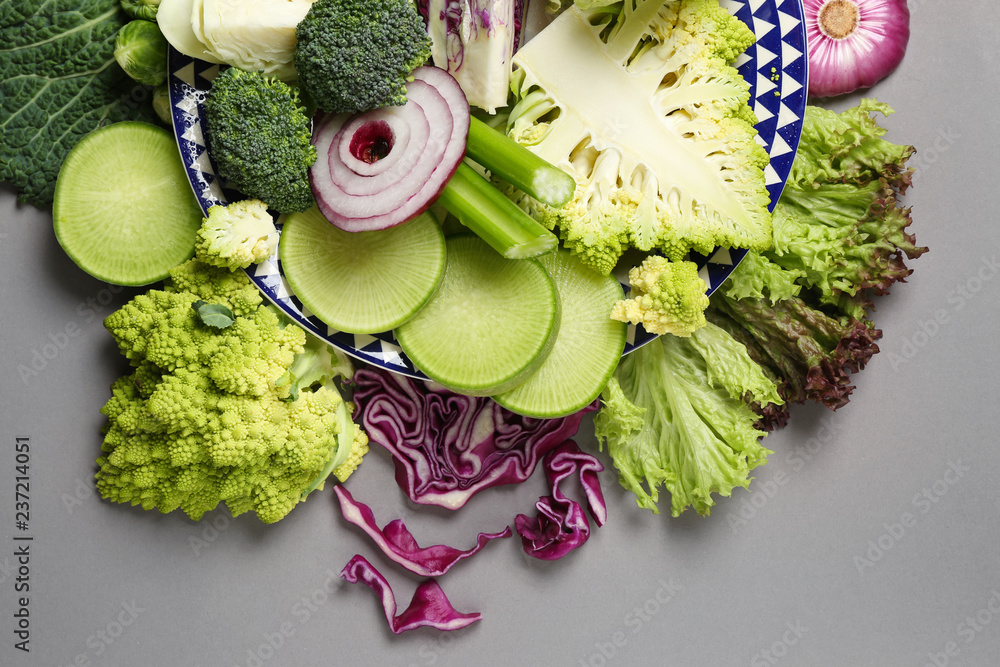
xmin=438 ymin=161 xmax=558 ymax=259
xmin=465 ymin=116 xmax=576 ymax=208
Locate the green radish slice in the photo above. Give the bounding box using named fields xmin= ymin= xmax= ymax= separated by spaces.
xmin=280 ymin=207 xmax=446 ymax=334
xmin=396 ymin=234 xmax=560 ymax=397
xmin=494 ymin=249 xmax=627 ymax=418
xmin=53 ymin=121 xmax=203 ymax=286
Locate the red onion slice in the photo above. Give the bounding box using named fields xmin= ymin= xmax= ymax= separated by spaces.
xmin=310 ymin=66 xmax=471 ymax=232
xmin=337 ymin=109 xmax=415 ymax=178
xmin=327 ymin=92 xmax=443 ymax=201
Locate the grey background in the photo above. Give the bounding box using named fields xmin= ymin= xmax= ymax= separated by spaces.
xmin=2 ymin=1 xmax=998 ymax=665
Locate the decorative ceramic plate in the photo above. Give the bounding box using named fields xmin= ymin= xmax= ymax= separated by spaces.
xmin=167 ymin=0 xmax=808 ymax=380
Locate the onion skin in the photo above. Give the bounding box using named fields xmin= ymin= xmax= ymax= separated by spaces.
xmin=805 ymin=0 xmax=910 ymax=98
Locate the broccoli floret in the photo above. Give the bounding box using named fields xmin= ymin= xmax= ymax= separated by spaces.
xmin=203 ymin=67 xmax=316 ymax=214
xmin=611 ymin=255 xmax=709 ymax=337
xmin=195 ymin=199 xmax=279 ymax=270
xmin=294 ymin=0 xmax=432 ymax=114
xmin=96 ymin=259 xmax=367 ymax=523
xmin=504 ymin=0 xmax=771 ymax=275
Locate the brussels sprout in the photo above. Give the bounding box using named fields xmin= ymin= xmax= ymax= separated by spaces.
xmin=114 ymin=20 xmax=168 ymax=87
xmin=121 ymin=0 xmax=161 ymax=21
xmin=153 ymin=84 xmax=172 ymax=126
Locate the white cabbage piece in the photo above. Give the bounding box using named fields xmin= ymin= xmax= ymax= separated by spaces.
xmin=158 ymin=0 xmax=224 ymax=63
xmin=158 ymin=0 xmax=315 ymax=80
xmin=195 ymin=0 xmax=317 ymax=81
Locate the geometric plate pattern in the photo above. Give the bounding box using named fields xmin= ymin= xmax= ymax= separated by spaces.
xmin=167 ymin=0 xmax=807 ymax=379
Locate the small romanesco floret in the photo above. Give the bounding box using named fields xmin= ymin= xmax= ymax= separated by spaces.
xmin=203 ymin=67 xmax=316 ymax=214
xmin=504 ymin=0 xmax=771 ymax=275
xmin=96 ymin=258 xmax=367 ymax=523
xmin=294 ymin=0 xmax=432 ymax=114
xmin=611 ymin=255 xmax=709 ymax=336
xmin=195 ymin=199 xmax=279 ymax=270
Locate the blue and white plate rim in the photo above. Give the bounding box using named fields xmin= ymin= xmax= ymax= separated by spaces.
xmin=167 ymin=0 xmax=808 ymax=380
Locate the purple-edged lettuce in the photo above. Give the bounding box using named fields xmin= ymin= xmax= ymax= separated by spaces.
xmin=334 ymin=485 xmax=511 ymax=577
xmin=709 ymin=100 xmax=924 ymax=425
xmin=340 ymin=555 xmax=481 ymax=634
xmin=352 ymin=368 xmax=595 ymax=510
xmin=515 ymin=440 xmax=607 ymax=560
xmin=706 ymin=291 xmax=882 ymax=421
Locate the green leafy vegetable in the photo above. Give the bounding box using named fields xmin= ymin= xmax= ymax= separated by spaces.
xmin=706 ymin=99 xmax=925 ymax=424
xmin=595 ymin=323 xmax=780 ymax=516
xmin=0 ymin=0 xmax=159 ymax=206
xmin=192 ymin=300 xmax=236 ymax=329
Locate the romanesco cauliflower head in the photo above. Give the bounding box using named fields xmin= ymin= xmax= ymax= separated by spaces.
xmin=505 ymin=0 xmax=771 ymax=275
xmin=96 ymin=259 xmax=368 ymax=523
xmin=195 ymin=199 xmax=279 ymax=270
xmin=611 ymin=255 xmax=709 ymax=336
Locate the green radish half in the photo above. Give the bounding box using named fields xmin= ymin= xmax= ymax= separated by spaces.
xmin=396 ymin=234 xmax=560 ymax=396
xmin=494 ymin=249 xmax=627 ymax=418
xmin=280 ymin=207 xmax=446 ymax=334
xmin=53 ymin=121 xmax=203 ymax=286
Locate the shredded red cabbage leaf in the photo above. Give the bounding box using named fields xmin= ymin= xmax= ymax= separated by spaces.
xmin=340 ymin=554 xmax=482 ymax=634
xmin=352 ymin=368 xmax=597 ymax=510
xmin=515 ymin=441 xmax=607 ymax=560
xmin=334 ymin=485 xmax=511 ymax=577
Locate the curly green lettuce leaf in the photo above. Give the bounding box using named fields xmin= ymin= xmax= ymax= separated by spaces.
xmin=1 ymin=0 xmax=158 ymax=206
xmin=763 ymin=100 xmax=926 ymax=306
xmin=594 ymin=323 xmax=778 ymax=517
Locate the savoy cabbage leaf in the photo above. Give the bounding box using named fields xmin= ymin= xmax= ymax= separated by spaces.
xmin=1 ymin=0 xmax=159 ymax=206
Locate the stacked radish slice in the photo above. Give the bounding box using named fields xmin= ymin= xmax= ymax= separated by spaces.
xmin=310 ymin=66 xmax=470 ymax=232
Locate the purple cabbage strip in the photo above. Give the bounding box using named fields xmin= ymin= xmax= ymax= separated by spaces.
xmin=340 ymin=554 xmax=482 ymax=634
xmin=334 ymin=485 xmax=512 ymax=577
xmin=543 ymin=440 xmax=607 ymax=527
xmin=352 ymin=368 xmax=597 ymax=510
xmin=515 ymin=441 xmax=608 ymax=560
